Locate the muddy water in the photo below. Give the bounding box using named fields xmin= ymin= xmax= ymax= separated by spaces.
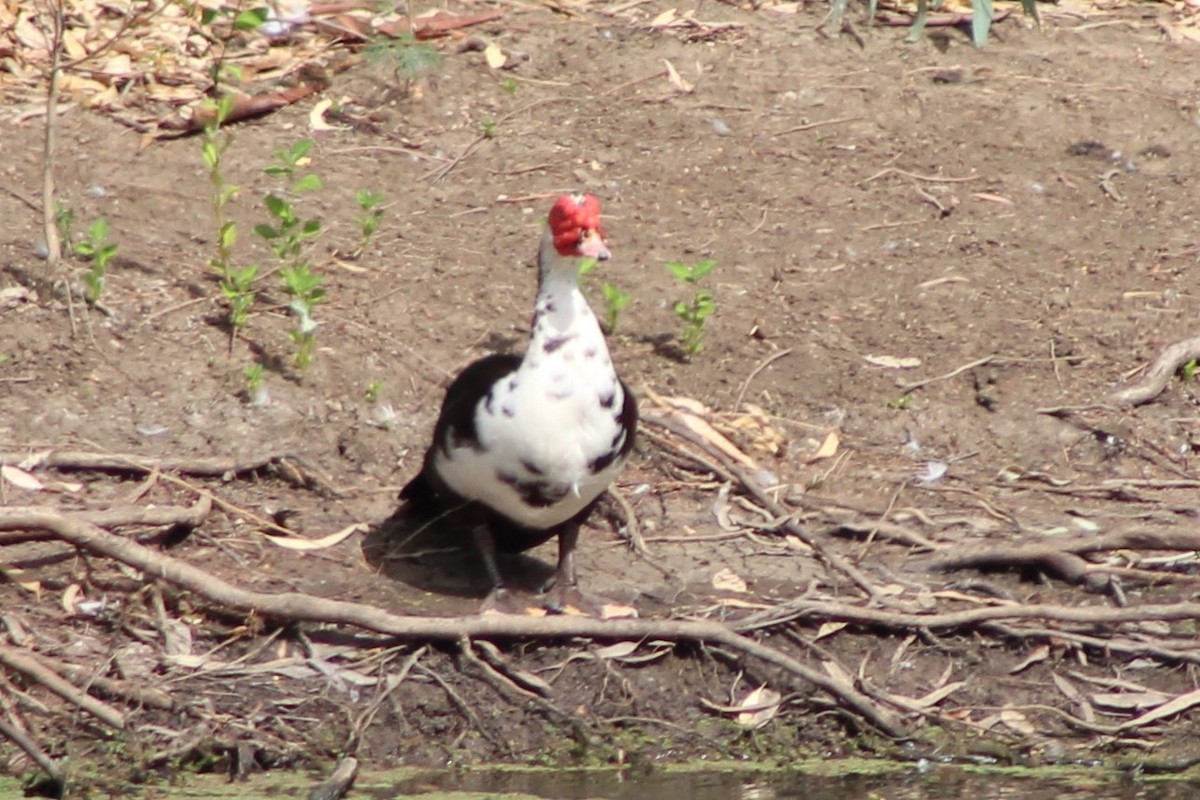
xmin=379 ymin=766 xmax=1200 ymax=800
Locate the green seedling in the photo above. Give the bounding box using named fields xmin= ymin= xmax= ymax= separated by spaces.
xmin=242 ymin=363 xmax=269 ymax=406
xmin=666 ymin=258 xmax=717 ymax=359
xmin=74 ymin=217 xmax=117 ymax=304
xmin=500 ymin=78 xmax=518 ymax=94
xmin=255 ymin=140 xmax=323 ymax=264
xmin=1182 ymin=359 xmax=1198 ymax=382
xmin=281 ymin=264 xmax=325 ymax=372
xmin=479 ymin=116 xmax=498 ymax=139
xmin=54 ymin=202 xmax=76 ymax=257
xmin=365 ymin=33 xmax=441 ymax=96
xmin=365 ymin=380 xmax=384 ymax=404
xmin=887 ymin=395 xmax=913 ymax=410
xmin=600 ymin=281 xmax=631 ymax=334
xmin=255 ymin=139 xmax=327 ymax=371
xmin=355 ymin=190 xmax=384 ymax=255
xmin=199 ymin=93 xmax=258 ymax=344
xmin=578 ymin=258 xmax=631 ymax=334
xmin=220 ymin=264 xmax=259 ymax=331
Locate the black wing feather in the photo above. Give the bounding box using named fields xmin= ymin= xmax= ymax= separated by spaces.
xmin=399 ymin=354 xmax=522 ymax=506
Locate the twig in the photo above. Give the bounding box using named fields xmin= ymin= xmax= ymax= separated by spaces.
xmin=771 ymin=116 xmax=860 ymax=137
xmin=733 ymin=348 xmax=793 ymax=411
xmin=0 ymin=509 xmax=907 ymax=737
xmin=1109 ymin=334 xmax=1200 ymax=407
xmin=604 ymin=485 xmax=653 ymax=559
xmin=898 ymin=355 xmax=995 ymax=394
xmin=0 ymin=645 xmax=125 ymax=729
xmin=416 ymin=661 xmax=505 ymax=750
xmin=861 ymin=167 xmax=983 ymax=185
xmin=425 ymin=98 xmax=559 ymax=183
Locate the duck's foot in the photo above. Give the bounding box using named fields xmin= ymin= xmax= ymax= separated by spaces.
xmin=541 ymin=584 xmax=638 ymax=619
xmin=479 ymin=587 xmax=539 ymax=616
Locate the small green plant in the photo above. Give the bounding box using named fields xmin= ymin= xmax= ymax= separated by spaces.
xmin=199 ymin=93 xmax=258 ymax=345
xmin=666 ymin=258 xmax=717 ymax=358
xmin=255 ymin=139 xmax=326 ymax=372
xmin=364 ymin=380 xmax=383 ymax=404
xmin=479 ymin=116 xmax=498 ymax=139
xmin=1182 ymin=359 xmax=1198 ymax=382
xmin=242 ymin=363 xmax=270 ymax=406
xmin=887 ymin=395 xmax=912 ymax=410
xmin=499 ymin=77 xmax=518 ymax=94
xmin=577 ymin=258 xmax=631 ymax=334
xmin=355 ymin=190 xmax=384 ymax=255
xmin=54 ymin=202 xmax=76 ymax=257
xmin=365 ymin=33 xmax=442 ymax=96
xmin=255 ymin=140 xmax=323 ymax=263
xmin=74 ymin=217 xmax=117 ymax=304
xmin=600 ymin=281 xmax=631 ymax=334
xmin=281 ymin=264 xmax=325 ymax=372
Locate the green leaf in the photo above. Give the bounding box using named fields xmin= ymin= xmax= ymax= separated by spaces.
xmin=293 ymin=173 xmax=322 ymax=192
xmin=291 ymin=139 xmax=314 ymax=160
xmin=301 ymin=219 xmax=322 ymax=237
xmin=666 ymin=262 xmax=690 ymax=282
xmin=200 ymin=7 xmax=219 ymax=26
xmin=577 ymin=258 xmax=599 ymax=277
xmin=264 ymin=165 xmax=291 ymax=177
xmin=201 ymin=139 xmax=218 ymax=169
xmin=264 ymin=193 xmax=290 ymax=220
xmin=357 ymin=191 xmax=384 ymax=210
xmin=88 ymin=218 xmax=109 ymax=242
xmin=220 ymin=221 xmax=237 ymax=250
xmin=232 ymin=8 xmax=269 ymax=31
xmin=691 ymin=259 xmax=717 ymax=281
xmin=972 ymin=0 xmax=994 ymax=47
xmin=254 ymin=223 xmax=280 ymax=240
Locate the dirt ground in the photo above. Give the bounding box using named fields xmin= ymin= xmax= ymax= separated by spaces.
xmin=4 ymin=0 xmax=1200 ymax=794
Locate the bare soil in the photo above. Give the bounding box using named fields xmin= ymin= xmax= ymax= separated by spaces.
xmin=4 ymin=0 xmax=1200 ymax=794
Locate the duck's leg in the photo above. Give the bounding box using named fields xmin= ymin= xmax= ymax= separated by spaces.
xmin=543 ymin=522 xmax=602 ymax=615
xmin=470 ymin=510 xmax=523 ymax=614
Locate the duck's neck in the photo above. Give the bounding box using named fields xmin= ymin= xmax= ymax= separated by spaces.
xmin=529 ymin=233 xmax=598 ymax=338
xmin=517 ymin=233 xmax=612 ymax=377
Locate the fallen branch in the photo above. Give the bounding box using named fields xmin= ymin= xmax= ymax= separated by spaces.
xmin=0 ymin=495 xmax=211 ymax=546
xmin=0 ymin=645 xmax=126 ymax=729
xmin=1 ymin=450 xmax=339 ymax=496
xmin=0 ymin=715 xmax=63 ymax=790
xmin=642 ymin=412 xmax=883 ymax=599
xmin=308 ymin=756 xmax=358 ymax=800
xmin=0 ymin=509 xmax=906 ymax=738
xmin=1109 ymin=334 xmax=1200 ymax=407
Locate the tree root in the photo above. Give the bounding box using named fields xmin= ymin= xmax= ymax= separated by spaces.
xmin=0 ymin=508 xmax=908 ymax=738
